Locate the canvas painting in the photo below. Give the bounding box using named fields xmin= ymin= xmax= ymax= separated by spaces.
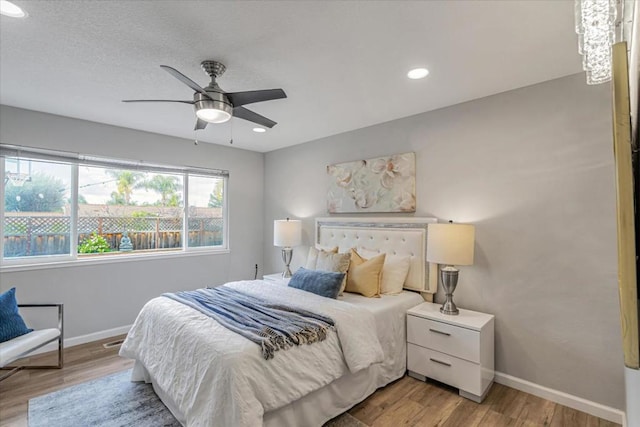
xmin=326 ymin=152 xmax=416 ymax=213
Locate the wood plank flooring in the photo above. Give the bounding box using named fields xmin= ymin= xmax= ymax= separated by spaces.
xmin=349 ymin=377 xmax=620 ymax=427
xmin=0 ymin=335 xmax=133 ymax=427
xmin=0 ymin=335 xmax=620 ymax=427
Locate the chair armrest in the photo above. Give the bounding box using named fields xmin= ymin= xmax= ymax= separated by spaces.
xmin=17 ymin=304 xmax=64 ymax=337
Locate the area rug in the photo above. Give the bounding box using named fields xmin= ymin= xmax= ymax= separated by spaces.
xmin=28 ymin=369 xmax=367 ymax=426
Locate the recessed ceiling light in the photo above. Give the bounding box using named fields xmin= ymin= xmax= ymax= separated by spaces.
xmin=0 ymin=0 xmax=27 ymax=18
xmin=407 ymin=68 xmax=429 ymax=79
xmin=253 ymin=127 xmax=266 ymax=133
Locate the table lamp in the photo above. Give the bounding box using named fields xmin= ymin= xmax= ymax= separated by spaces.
xmin=426 ymin=221 xmax=475 ymax=315
xmin=274 ymin=218 xmax=302 ymax=278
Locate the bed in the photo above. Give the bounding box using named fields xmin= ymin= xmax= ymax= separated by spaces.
xmin=120 ymin=217 xmax=438 ymax=427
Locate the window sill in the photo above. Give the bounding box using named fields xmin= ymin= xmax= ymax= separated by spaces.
xmin=0 ymin=248 xmax=230 ymax=273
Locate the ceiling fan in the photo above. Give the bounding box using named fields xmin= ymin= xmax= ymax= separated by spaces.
xmin=123 ymin=60 xmax=286 ymax=130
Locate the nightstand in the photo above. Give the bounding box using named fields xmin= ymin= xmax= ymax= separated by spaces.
xmin=406 ymin=302 xmax=494 ymax=403
xmin=262 ymin=273 xmax=290 ymax=285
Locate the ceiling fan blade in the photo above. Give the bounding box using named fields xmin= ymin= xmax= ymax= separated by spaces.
xmin=226 ymin=89 xmax=287 ymax=107
xmin=122 ymin=99 xmax=195 ymax=104
xmin=233 ymin=107 xmax=277 ymax=128
xmin=195 ymin=118 xmax=208 ymax=131
xmin=160 ymin=65 xmax=210 ymax=97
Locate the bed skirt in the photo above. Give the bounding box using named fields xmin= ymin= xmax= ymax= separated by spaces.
xmin=131 ymin=356 xmax=404 ymax=427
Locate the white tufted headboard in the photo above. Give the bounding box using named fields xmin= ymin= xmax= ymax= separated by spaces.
xmin=315 ymin=217 xmax=439 ymax=299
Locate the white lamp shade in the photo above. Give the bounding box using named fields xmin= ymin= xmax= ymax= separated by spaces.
xmin=274 ymin=219 xmax=302 ymax=247
xmin=426 ymin=223 xmax=475 ymax=266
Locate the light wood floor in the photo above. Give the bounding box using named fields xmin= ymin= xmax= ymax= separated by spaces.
xmin=0 ymin=335 xmax=620 ymax=427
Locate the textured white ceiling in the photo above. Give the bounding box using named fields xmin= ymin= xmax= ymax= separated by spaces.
xmin=0 ymin=1 xmax=583 ymax=152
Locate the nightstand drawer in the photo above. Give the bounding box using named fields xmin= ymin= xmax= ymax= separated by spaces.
xmin=407 ymin=343 xmax=482 ymax=396
xmin=407 ymin=315 xmax=480 ymax=363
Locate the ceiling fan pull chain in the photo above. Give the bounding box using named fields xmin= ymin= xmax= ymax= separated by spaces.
xmin=194 ymin=130 xmax=199 ymax=146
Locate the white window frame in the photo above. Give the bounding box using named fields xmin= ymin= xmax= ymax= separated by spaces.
xmin=184 ymin=173 xmax=229 ymax=253
xmin=1 ymin=145 xmax=229 ymax=269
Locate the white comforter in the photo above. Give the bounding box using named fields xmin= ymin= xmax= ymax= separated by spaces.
xmin=119 ymin=280 xmax=384 ymax=427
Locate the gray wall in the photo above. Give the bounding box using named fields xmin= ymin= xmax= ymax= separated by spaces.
xmin=0 ymin=105 xmax=264 ymax=338
xmin=263 ymin=74 xmax=624 ymax=409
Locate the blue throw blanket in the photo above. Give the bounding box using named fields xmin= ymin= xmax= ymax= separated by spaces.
xmin=162 ymin=286 xmax=335 ymax=360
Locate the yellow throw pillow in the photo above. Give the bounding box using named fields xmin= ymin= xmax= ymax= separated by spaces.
xmin=357 ymin=248 xmax=411 ymax=295
xmin=345 ymin=249 xmax=385 ymax=298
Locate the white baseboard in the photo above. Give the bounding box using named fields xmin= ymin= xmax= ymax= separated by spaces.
xmin=494 ymin=371 xmax=625 ymax=426
xmin=28 ymin=324 xmax=132 ymax=356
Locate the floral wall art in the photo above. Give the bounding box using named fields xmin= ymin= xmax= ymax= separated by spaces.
xmin=326 ymin=152 xmax=416 ymax=213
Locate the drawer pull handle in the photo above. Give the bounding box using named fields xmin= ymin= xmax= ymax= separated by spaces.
xmin=429 ymin=358 xmax=452 ymax=367
xmin=429 ymin=328 xmax=451 ymax=336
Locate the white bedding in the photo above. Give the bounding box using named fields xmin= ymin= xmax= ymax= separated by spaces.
xmin=264 ymin=290 xmax=425 ymax=426
xmin=120 ymin=280 xmax=393 ymax=427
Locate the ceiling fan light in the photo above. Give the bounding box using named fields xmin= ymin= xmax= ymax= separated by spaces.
xmin=194 ymin=94 xmax=232 ymax=123
xmin=196 ymin=108 xmax=231 ymax=123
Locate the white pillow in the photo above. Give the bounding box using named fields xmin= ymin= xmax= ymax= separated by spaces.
xmin=358 ymin=248 xmax=411 ymax=295
xmin=305 ymin=245 xmax=339 ymax=270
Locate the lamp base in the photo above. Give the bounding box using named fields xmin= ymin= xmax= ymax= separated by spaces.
xmin=440 ymin=299 xmax=459 ymax=315
xmin=281 ymin=247 xmax=293 ymax=278
xmin=440 ymin=266 xmax=460 ymax=315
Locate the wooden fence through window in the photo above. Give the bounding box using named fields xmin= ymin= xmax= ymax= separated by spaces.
xmin=3 ymin=215 xmax=224 ymax=257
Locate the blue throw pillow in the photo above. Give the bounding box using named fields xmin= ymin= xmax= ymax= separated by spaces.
xmin=0 ymin=288 xmax=33 ymax=343
xmin=288 ymin=268 xmax=345 ymax=299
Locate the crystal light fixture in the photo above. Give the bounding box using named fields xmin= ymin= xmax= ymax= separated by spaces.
xmin=575 ymin=0 xmax=618 ymax=85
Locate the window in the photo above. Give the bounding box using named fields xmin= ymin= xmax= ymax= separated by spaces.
xmin=187 ymin=175 xmax=225 ymax=248
xmin=3 ymin=159 xmax=73 ymax=259
xmin=1 ymin=145 xmax=228 ymax=265
xmin=77 ymin=166 xmax=185 ymax=256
